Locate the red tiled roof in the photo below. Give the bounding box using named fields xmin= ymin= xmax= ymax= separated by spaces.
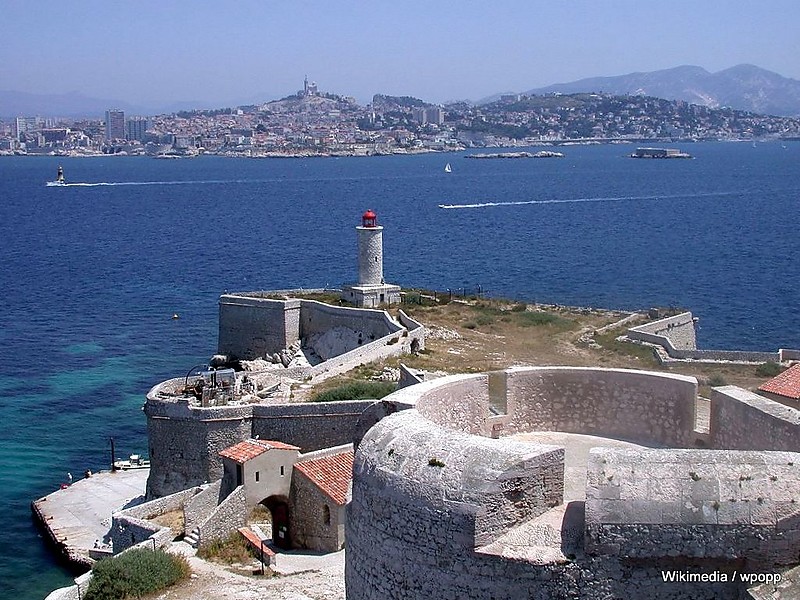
xmin=294 ymin=450 xmax=354 ymax=506
xmin=758 ymin=363 xmax=800 ymax=400
xmin=219 ymin=439 xmax=300 ymax=463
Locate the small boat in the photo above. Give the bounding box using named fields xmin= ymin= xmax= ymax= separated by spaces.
xmin=46 ymin=165 xmax=67 ymax=186
xmin=113 ymin=454 xmax=150 ymax=470
xmin=444 ymin=163 xmax=452 ymax=173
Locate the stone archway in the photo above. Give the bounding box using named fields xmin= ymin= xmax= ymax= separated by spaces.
xmin=261 ymin=495 xmax=291 ymax=549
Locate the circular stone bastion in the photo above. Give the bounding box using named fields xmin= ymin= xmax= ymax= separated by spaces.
xmin=346 ymin=366 xmax=800 ymax=600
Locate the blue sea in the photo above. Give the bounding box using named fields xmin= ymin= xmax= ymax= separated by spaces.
xmin=1 ymin=142 xmax=798 ymax=598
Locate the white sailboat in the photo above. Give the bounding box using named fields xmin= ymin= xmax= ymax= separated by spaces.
xmin=444 ymin=163 xmax=452 ymax=173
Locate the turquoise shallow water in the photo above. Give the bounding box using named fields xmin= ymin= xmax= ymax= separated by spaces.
xmin=0 ymin=143 xmax=798 ymax=598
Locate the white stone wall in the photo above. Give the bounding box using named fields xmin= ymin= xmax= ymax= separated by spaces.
xmin=196 ymin=485 xmax=247 ymax=549
xmin=218 ymin=295 xmax=301 ymax=359
xmin=410 ymin=368 xmax=699 ymax=448
xmin=503 ymin=367 xmax=698 ymax=447
xmin=185 ymin=481 xmax=223 ymax=534
xmin=710 ymin=386 xmax=800 ymax=451
xmin=586 ymin=448 xmax=800 ymax=566
xmin=628 ymin=312 xmax=782 ymax=363
xmin=629 ymin=312 xmax=698 ymax=349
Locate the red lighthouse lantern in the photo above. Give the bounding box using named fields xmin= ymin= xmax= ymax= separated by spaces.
xmin=362 ymin=209 xmax=377 ymax=228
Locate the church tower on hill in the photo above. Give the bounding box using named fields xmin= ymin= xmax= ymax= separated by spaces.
xmin=341 ymin=210 xmax=401 ymax=307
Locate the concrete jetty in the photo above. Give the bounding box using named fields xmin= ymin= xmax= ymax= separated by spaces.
xmin=32 ymin=469 xmax=149 ymax=567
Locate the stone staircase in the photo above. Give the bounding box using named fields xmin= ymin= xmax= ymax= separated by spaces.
xmin=184 ymin=526 xmax=200 ymax=548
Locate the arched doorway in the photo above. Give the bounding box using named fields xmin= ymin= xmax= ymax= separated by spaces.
xmin=261 ymin=495 xmax=291 ymax=549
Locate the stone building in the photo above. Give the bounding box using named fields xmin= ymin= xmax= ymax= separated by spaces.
xmin=341 ymin=209 xmax=401 ymax=307
xmin=290 ymin=448 xmax=353 ymax=552
xmin=217 ymin=438 xmax=353 ymax=552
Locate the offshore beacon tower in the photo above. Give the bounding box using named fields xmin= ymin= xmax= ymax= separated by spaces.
xmin=341 ymin=209 xmax=401 ymax=307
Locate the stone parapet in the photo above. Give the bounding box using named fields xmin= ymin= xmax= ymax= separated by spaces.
xmin=346 ymin=367 xmax=800 ymax=600
xmin=586 ymin=448 xmax=800 ymax=566
xmin=710 ymin=386 xmax=800 ymax=451
xmin=627 ymin=311 xmax=783 ymax=364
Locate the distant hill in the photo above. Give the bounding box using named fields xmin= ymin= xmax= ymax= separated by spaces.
xmin=372 ymin=94 xmax=429 ymax=110
xmin=0 ymin=90 xmax=237 ymax=119
xmin=519 ymin=65 xmax=800 ymax=117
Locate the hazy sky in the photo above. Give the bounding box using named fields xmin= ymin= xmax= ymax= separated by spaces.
xmin=3 ymin=0 xmax=799 ymax=108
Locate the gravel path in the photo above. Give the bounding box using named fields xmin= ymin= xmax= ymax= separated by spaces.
xmin=157 ymin=542 xmax=345 ymax=600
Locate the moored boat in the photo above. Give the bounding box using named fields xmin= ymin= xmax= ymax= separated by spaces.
xmin=113 ymin=454 xmax=150 ymax=470
xmin=630 ymin=147 xmax=692 ymax=159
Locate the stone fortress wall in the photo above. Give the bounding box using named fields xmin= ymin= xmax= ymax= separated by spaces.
xmin=145 ymin=292 xmax=425 ymax=499
xmin=145 ymin=393 xmax=375 ymax=498
xmin=627 ymin=311 xmax=790 ymax=363
xmin=346 ymin=367 xmax=800 ymax=600
xmin=218 ymin=292 xmax=423 ymax=360
xmin=217 ymin=292 xmax=424 ymax=380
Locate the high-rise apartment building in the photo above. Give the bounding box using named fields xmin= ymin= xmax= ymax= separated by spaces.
xmin=105 ymin=109 xmax=125 ymax=141
xmin=13 ymin=116 xmax=41 ymax=141
xmin=126 ymin=117 xmax=150 ymax=141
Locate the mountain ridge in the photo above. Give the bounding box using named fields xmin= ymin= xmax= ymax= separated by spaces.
xmin=4 ymin=64 xmax=800 ymax=119
xmin=519 ymin=64 xmax=800 ymax=116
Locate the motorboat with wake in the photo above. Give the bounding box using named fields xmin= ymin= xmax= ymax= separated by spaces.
xmin=46 ymin=165 xmax=66 ymax=186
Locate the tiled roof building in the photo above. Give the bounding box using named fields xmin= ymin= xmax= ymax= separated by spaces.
xmin=294 ymin=450 xmax=354 ymax=506
xmin=758 ymin=363 xmax=800 ymax=409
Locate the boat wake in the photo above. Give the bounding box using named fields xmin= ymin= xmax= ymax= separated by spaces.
xmin=45 ymin=179 xmax=250 ymax=188
xmin=438 ymin=191 xmax=740 ymax=209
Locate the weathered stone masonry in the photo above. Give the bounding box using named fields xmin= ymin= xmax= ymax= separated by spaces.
xmin=346 ymin=367 xmax=800 ymax=600
xmin=144 ymin=394 xmax=374 ymax=498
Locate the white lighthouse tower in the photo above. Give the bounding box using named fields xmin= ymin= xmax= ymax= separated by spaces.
xmin=342 ymin=210 xmax=401 ymax=307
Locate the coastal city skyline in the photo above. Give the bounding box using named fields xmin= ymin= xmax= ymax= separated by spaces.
xmin=3 ymin=0 xmax=800 ymax=109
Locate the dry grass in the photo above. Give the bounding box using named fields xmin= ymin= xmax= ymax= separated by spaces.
xmin=294 ymin=295 xmax=774 ymax=397
xmin=149 ymin=509 xmax=185 ymax=537
xmin=395 ymin=299 xmax=642 ymax=373
xmin=197 ymin=533 xmax=258 ymax=566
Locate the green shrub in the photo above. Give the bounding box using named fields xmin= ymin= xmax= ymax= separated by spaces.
xmin=312 ymin=380 xmax=396 ymax=402
xmin=707 ymin=374 xmax=728 ymax=387
xmin=475 ymin=314 xmax=494 ymax=326
xmin=463 ymin=321 xmax=478 ymax=330
xmin=197 ymin=532 xmax=255 ymax=564
xmin=511 ymin=302 xmax=528 ymax=312
xmin=755 ymin=361 xmax=784 ymax=378
xmin=515 ymin=311 xmax=571 ymax=328
xmin=85 ymin=548 xmax=190 ymax=600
